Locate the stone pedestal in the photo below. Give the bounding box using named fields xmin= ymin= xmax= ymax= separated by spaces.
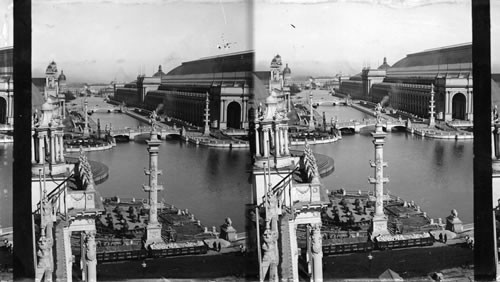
xmin=145 ymin=223 xmax=163 ymax=246
xmin=445 ymin=210 xmax=463 ymax=233
xmin=370 ymin=215 xmax=390 ymax=239
xmin=220 ymin=219 xmax=237 ymax=242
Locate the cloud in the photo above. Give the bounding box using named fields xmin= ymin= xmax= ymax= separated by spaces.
xmin=116 ymin=58 xmax=126 ymax=64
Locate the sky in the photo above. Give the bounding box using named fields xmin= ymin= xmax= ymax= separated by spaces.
xmin=31 ymin=0 xmax=252 ymax=83
xmin=0 ymin=0 xmax=497 ymax=82
xmin=0 ymin=0 xmax=12 ymax=47
xmin=254 ymin=0 xmax=477 ymax=77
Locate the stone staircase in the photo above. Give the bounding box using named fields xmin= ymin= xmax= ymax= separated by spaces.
xmin=279 ymin=212 xmax=295 ymax=281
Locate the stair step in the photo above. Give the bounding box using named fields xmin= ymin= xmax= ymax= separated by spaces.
xmin=279 ymin=213 xmax=295 ymax=281
xmin=54 ymin=222 xmax=68 ymax=282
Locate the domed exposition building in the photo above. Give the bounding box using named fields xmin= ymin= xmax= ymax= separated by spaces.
xmin=113 ymin=51 xmax=255 ymax=130
xmin=339 ymin=43 xmax=473 ymax=121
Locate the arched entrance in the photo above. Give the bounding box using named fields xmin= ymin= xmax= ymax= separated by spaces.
xmin=451 ymin=93 xmax=466 ymax=120
xmin=0 ymin=97 xmax=6 ymax=124
xmin=226 ymin=101 xmax=241 ymax=129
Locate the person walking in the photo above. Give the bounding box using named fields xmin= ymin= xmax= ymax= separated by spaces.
xmin=444 ymin=233 xmax=448 ymax=244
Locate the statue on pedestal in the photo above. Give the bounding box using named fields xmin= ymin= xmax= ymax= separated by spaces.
xmin=261 ymin=228 xmax=279 ymax=280
xmin=36 ymin=235 xmax=54 ymax=282
xmin=149 ymin=111 xmax=158 ymax=132
xmin=311 ymin=225 xmax=322 ymax=255
xmin=85 ymin=231 xmax=97 ymax=262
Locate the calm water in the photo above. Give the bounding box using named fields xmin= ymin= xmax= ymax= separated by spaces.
xmin=314 ymin=104 xmax=473 ymax=223
xmin=89 ymin=109 xmax=252 ymax=231
xmin=0 ymin=98 xmax=473 ymax=229
xmin=0 ymin=143 xmax=13 ymax=229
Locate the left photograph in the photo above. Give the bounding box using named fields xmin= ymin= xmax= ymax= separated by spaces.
xmin=0 ymin=0 xmax=13 ymax=279
xmin=28 ymin=0 xmax=253 ymax=281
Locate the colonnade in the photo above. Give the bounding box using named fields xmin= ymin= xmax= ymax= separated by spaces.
xmin=254 ymin=123 xmax=290 ymax=158
xmin=31 ymin=129 xmax=65 ymax=165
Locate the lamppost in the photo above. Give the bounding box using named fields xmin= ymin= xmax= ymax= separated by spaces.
xmin=367 ymin=253 xmax=373 ymax=277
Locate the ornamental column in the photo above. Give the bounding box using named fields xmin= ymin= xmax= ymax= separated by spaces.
xmin=219 ymin=99 xmax=224 ymax=126
xmin=59 ymin=135 xmax=65 ymax=162
xmin=429 ymin=84 xmax=436 ymax=126
xmin=84 ymin=231 xmax=97 ymax=282
xmin=274 ymin=125 xmax=281 ymax=157
xmin=284 ymin=126 xmax=290 ymax=155
xmin=38 ymin=132 xmax=45 ymax=165
xmin=495 ymin=125 xmax=500 ymax=159
xmin=263 ymin=127 xmax=270 ymax=158
xmin=311 ymin=224 xmax=323 ymax=282
xmin=50 ymin=133 xmax=56 ymax=164
xmin=143 ymin=127 xmax=164 ymax=247
xmin=83 ymin=99 xmax=90 ymax=136
xmin=54 ymin=133 xmax=59 ymax=162
xmin=368 ymin=121 xmax=390 ymax=239
xmin=222 ymin=100 xmax=227 ymax=123
xmin=203 ymin=92 xmax=211 ymax=136
xmin=254 ymin=124 xmax=261 ymax=157
xmin=309 ymin=94 xmax=315 ymax=130
xmin=31 ymin=131 xmax=36 ymax=163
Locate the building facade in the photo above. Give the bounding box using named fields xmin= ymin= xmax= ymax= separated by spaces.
xmin=339 ymin=43 xmax=473 ymax=121
xmin=0 ymin=46 xmax=13 ymax=125
xmin=146 ymin=51 xmax=254 ymax=130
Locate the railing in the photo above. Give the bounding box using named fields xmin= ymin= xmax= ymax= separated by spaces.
xmin=260 ymin=167 xmax=299 ymax=206
xmin=34 ymin=170 xmax=74 ymax=221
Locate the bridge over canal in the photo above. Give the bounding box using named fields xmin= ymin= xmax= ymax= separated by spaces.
xmin=110 ymin=125 xmax=182 ymax=139
xmin=334 ymin=118 xmax=406 ymax=133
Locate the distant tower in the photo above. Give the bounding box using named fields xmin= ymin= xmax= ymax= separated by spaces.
xmin=282 ymin=63 xmax=292 ymax=112
xmin=58 ymin=70 xmax=67 ymax=93
xmin=282 ymin=63 xmax=291 ymax=87
xmin=83 ymin=99 xmax=90 ymax=136
xmin=369 ymin=120 xmax=390 ymax=238
xmin=45 ymin=61 xmax=59 ymax=99
xmin=153 ymin=65 xmax=166 ymax=78
xmin=58 ymin=70 xmax=67 ymax=118
xmin=309 ymin=94 xmax=315 ymax=131
xmin=269 ymin=54 xmax=283 ymax=92
xmin=203 ymin=92 xmax=210 ymax=136
xmin=143 ymin=126 xmax=164 ymax=247
xmin=429 ymin=84 xmax=436 ymax=127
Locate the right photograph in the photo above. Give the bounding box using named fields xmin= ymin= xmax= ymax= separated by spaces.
xmin=250 ymin=0 xmax=475 ymax=280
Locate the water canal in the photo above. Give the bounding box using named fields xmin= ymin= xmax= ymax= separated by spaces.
xmin=0 ymin=97 xmax=473 ymax=230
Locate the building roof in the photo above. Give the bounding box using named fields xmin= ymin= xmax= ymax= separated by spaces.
xmin=153 ymin=65 xmax=166 ymax=77
xmin=377 ymin=57 xmax=391 ymax=70
xmin=0 ymin=47 xmax=13 ymax=76
xmin=166 ymin=51 xmax=253 ymax=76
xmin=32 ymin=83 xmax=45 ymax=114
xmin=387 ymin=43 xmax=472 ymax=78
xmin=46 ymin=61 xmax=58 ymax=74
xmin=283 ymin=63 xmax=291 ymax=75
xmin=271 ymin=54 xmax=282 ymax=67
xmin=32 ymin=78 xmax=46 ymax=90
xmin=391 ymin=43 xmax=471 ymax=68
xmin=58 ymin=70 xmax=66 ymax=81
xmin=252 ymin=72 xmax=270 ymax=105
